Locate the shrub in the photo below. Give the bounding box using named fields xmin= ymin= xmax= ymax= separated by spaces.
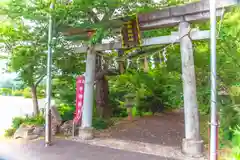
xmin=23 ymin=115 xmax=45 ymax=126
xmin=12 ymin=117 xmax=25 ymax=129
xmin=11 ymin=115 xmax=45 ymax=129
xmin=4 ymin=128 xmax=16 ymax=137
xmin=37 ymin=85 xmax=45 ymax=99
xmin=220 ymin=103 xmax=240 ymax=144
xmin=57 ymin=104 xmax=75 ymax=121
xmin=23 ymin=88 xmax=32 ymax=98
xmin=92 ymin=118 xmax=112 ymax=130
xmin=5 ymin=115 xmax=45 ymax=137
xmin=12 ymin=90 xmax=23 ymax=96
xmin=0 ymin=88 xmax=12 ymax=96
xmin=108 ymin=68 xmax=183 ymax=117
xmin=230 ymin=126 xmax=240 ymax=160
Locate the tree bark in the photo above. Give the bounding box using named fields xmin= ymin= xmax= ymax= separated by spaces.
xmin=31 ymin=85 xmax=39 ymax=116
xmin=95 ymin=70 xmax=112 ymax=118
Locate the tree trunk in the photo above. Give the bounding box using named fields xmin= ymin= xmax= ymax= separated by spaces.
xmin=31 ymin=85 xmax=39 ymax=116
xmin=95 ymin=76 xmax=112 ymax=118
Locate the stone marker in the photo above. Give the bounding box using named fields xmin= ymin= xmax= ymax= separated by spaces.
xmin=14 ymin=124 xmax=39 ymax=140
xmin=50 ymin=106 xmax=63 ymax=136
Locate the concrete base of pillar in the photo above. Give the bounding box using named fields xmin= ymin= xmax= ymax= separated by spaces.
xmin=78 ymin=127 xmax=94 ymax=140
xmin=182 ymin=138 xmax=204 ymax=158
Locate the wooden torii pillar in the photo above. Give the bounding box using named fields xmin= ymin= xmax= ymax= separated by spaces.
xmin=179 ymin=22 xmax=203 ymax=157
xmin=78 ymin=45 xmax=96 ymax=140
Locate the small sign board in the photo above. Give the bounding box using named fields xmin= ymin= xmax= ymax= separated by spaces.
xmin=121 ymin=18 xmax=141 ymax=49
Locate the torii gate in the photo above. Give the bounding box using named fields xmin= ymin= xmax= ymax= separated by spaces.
xmin=72 ymin=0 xmax=239 ymax=158
xmin=44 ymin=0 xmax=239 ymax=159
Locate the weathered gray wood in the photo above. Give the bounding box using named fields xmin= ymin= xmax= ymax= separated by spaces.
xmin=74 ymin=29 xmax=210 ymax=53
xmin=179 ymin=22 xmax=200 ymax=140
xmin=79 ymin=45 xmax=96 ymax=140
xmin=179 ymin=21 xmax=203 ymax=157
xmin=140 ymin=8 xmax=225 ymax=30
xmin=138 ymin=0 xmax=239 ymax=23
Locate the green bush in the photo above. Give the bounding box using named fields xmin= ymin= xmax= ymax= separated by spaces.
xmin=230 ymin=126 xmax=240 ymax=160
xmin=92 ymin=118 xmax=112 ymax=130
xmin=5 ymin=115 xmax=45 ymax=137
xmin=4 ymin=128 xmax=16 ymax=137
xmin=37 ymin=85 xmax=45 ymax=98
xmin=57 ymin=104 xmax=75 ymax=121
xmin=23 ymin=115 xmax=45 ymax=126
xmin=11 ymin=115 xmax=45 ymax=129
xmin=108 ymin=68 xmax=183 ymax=117
xmin=197 ymin=87 xmax=211 ymax=115
xmin=23 ymin=88 xmax=32 ymax=98
xmin=0 ymin=88 xmax=12 ymax=96
xmin=220 ymin=103 xmax=240 ymax=144
xmin=22 ymin=87 xmax=45 ymax=99
xmin=12 ymin=117 xmax=25 ymax=129
xmin=12 ymin=90 xmax=23 ymax=96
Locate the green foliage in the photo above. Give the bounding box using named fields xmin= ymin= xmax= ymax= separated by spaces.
xmin=57 ymin=103 xmax=75 ymax=121
xmin=92 ymin=118 xmax=111 ymax=130
xmin=4 ymin=128 xmax=16 ymax=137
xmin=230 ymin=86 xmax=240 ymax=104
xmin=230 ymin=126 xmax=240 ymax=160
xmin=11 ymin=117 xmax=24 ymax=129
xmin=219 ymin=102 xmax=240 ymax=144
xmin=12 ymin=90 xmax=23 ymax=96
xmin=22 ymin=87 xmax=32 ymax=98
xmin=109 ymin=68 xmax=183 ymax=116
xmin=11 ymin=115 xmax=45 ymax=129
xmin=0 ymin=88 xmax=12 ymax=95
xmin=23 ymin=115 xmax=45 ymax=126
xmin=5 ymin=115 xmax=45 ymax=137
xmin=21 ymin=87 xmax=45 ymax=98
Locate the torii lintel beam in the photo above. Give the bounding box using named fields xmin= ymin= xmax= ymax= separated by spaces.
xmin=139 ymin=0 xmax=240 ymax=30
xmin=74 ymin=29 xmax=210 ymax=53
xmin=139 ymin=0 xmax=239 ymax=23
xmin=62 ymin=0 xmax=239 ymax=37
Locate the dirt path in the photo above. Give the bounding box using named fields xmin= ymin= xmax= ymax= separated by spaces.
xmin=72 ymin=111 xmax=207 ymax=159
xmin=95 ymin=111 xmax=185 ymax=148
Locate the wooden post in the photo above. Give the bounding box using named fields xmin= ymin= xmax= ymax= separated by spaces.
xmin=144 ymin=56 xmax=149 ymax=72
xmin=179 ymin=21 xmax=204 ymax=157
xmin=79 ymin=45 xmax=96 ymax=140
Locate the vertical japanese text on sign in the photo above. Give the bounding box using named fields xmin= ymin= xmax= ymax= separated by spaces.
xmin=121 ymin=16 xmax=141 ymax=49
xmin=74 ymin=75 xmax=85 ymax=124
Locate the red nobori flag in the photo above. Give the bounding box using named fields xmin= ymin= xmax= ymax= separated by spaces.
xmin=74 ymin=75 xmax=85 ymax=124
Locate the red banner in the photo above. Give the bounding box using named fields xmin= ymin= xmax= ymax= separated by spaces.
xmin=73 ymin=75 xmax=85 ymax=124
